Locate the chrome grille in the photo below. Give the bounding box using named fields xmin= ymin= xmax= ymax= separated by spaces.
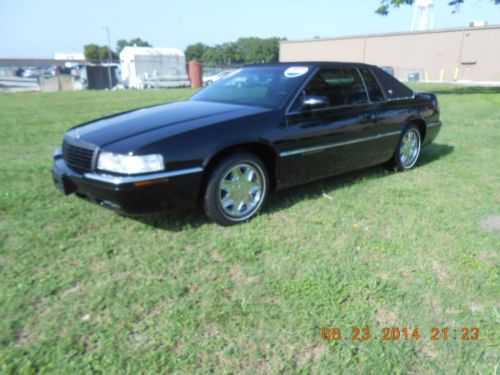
xmin=62 ymin=138 xmax=96 ymax=172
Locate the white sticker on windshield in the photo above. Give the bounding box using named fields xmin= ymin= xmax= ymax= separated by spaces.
xmin=284 ymin=66 xmax=309 ymax=78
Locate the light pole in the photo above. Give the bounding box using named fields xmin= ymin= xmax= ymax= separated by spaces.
xmin=103 ymin=27 xmax=113 ymax=89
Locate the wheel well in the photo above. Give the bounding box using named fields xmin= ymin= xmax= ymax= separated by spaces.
xmin=409 ymin=119 xmax=427 ymax=141
xmin=198 ymin=143 xmax=278 ymax=204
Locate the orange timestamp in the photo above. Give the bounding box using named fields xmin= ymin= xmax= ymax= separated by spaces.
xmin=321 ymin=327 xmax=480 ymax=342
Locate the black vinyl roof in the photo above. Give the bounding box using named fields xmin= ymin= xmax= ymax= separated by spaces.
xmin=245 ymin=61 xmax=375 ymax=69
xmin=244 ymin=61 xmax=415 ymax=100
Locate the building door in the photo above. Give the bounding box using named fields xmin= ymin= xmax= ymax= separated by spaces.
xmin=460 ymin=62 xmax=477 ymax=81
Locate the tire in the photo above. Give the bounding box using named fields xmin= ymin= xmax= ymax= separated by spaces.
xmin=203 ymin=152 xmax=269 ymax=226
xmin=392 ymin=124 xmax=422 ymax=171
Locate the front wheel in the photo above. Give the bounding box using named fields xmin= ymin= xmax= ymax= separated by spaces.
xmin=392 ymin=125 xmax=422 ymax=171
xmin=203 ymin=152 xmax=269 ymax=226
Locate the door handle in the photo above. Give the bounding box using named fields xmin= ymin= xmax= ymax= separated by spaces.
xmin=364 ymin=113 xmax=377 ymax=121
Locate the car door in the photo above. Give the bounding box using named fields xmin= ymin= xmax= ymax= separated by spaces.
xmin=357 ymin=66 xmax=403 ymax=164
xmin=361 ymin=67 xmax=418 ymax=163
xmin=279 ymin=67 xmax=379 ymax=187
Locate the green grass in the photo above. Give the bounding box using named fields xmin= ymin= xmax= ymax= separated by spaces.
xmin=0 ymin=85 xmax=499 ymax=374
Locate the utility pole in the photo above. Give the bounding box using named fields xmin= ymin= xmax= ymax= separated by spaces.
xmin=103 ymin=27 xmax=113 ymax=90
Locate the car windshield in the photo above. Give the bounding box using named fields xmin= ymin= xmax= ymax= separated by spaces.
xmin=191 ymin=66 xmax=311 ymax=109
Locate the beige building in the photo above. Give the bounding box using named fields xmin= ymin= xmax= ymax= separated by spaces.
xmin=280 ymin=25 xmax=500 ymax=83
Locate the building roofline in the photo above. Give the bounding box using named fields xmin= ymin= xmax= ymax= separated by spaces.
xmin=280 ymin=24 xmax=500 ymax=44
xmin=0 ymin=58 xmax=87 ymax=67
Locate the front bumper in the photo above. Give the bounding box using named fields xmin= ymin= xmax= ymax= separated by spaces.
xmin=52 ymin=149 xmax=204 ymax=214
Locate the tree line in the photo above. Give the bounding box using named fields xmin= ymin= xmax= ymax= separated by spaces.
xmin=84 ymin=36 xmax=282 ymax=65
xmin=83 ymin=38 xmax=151 ymax=61
xmin=184 ymin=37 xmax=283 ymax=65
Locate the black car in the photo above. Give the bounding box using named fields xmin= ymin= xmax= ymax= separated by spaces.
xmin=52 ymin=62 xmax=442 ymax=225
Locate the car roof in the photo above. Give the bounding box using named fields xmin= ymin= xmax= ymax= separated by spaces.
xmin=244 ymin=61 xmax=376 ymax=69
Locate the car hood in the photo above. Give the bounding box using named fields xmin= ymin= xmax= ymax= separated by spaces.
xmin=66 ymin=100 xmax=270 ymax=147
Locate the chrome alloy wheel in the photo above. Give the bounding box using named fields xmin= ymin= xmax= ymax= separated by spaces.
xmin=218 ymin=162 xmax=265 ymax=220
xmin=399 ymin=128 xmax=421 ymax=169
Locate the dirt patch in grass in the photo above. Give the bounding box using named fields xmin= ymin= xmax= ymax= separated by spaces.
xmin=425 ymin=294 xmax=442 ymax=314
xmin=377 ymin=272 xmax=390 ymax=280
xmin=375 ymin=308 xmax=397 ymax=325
xmin=229 ymin=265 xmax=244 ymax=284
xmin=420 ymin=346 xmax=439 ymax=359
xmin=150 ymin=298 xmax=174 ymax=317
xmin=216 ymin=351 xmax=234 ymax=369
xmin=206 ymin=323 xmax=221 ymax=338
xmin=295 ymin=345 xmax=327 ymax=369
xmin=445 ymin=307 xmax=459 ymax=315
xmin=481 ymin=215 xmax=500 ymax=233
xmin=173 ymin=340 xmax=185 ymax=356
xmin=211 ymin=252 xmax=224 ymax=264
xmin=432 ymin=260 xmax=449 ymax=283
xmin=229 ymin=265 xmax=260 ymax=284
xmin=0 ymin=255 xmax=10 ymax=267
xmin=15 ymin=329 xmax=32 ymax=347
xmin=128 ymin=332 xmax=144 ymax=349
xmin=64 ymin=283 xmax=84 ymax=295
xmin=469 ymin=303 xmax=484 ymax=313
xmin=474 ymin=251 xmax=498 ymax=267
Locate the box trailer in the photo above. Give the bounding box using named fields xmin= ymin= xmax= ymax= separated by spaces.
xmin=120 ymin=47 xmax=190 ymax=89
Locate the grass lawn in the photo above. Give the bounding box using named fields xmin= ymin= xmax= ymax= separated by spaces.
xmin=0 ymin=85 xmax=499 ymax=374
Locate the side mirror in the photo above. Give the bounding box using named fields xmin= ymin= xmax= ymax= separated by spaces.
xmin=302 ymin=95 xmax=329 ymax=110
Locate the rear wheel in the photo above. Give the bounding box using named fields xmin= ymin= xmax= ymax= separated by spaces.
xmin=203 ymin=152 xmax=268 ymax=226
xmin=393 ymin=124 xmax=422 ymax=171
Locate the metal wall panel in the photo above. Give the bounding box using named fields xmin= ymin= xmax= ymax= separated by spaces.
xmin=280 ymin=26 xmax=500 ymax=82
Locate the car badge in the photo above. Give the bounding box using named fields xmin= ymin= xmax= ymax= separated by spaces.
xmin=76 ymin=131 xmax=80 ymax=139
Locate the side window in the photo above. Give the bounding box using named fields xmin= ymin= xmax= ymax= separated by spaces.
xmin=359 ymin=68 xmax=385 ymax=102
xmin=303 ymin=68 xmax=368 ymax=108
xmin=371 ymin=67 xmax=414 ymax=100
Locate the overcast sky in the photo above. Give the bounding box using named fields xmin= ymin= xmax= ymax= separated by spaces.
xmin=0 ymin=0 xmax=499 ymax=58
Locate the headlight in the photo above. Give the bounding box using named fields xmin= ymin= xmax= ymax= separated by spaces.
xmin=97 ymin=152 xmax=164 ymax=174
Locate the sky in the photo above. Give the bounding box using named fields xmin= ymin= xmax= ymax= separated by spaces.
xmin=0 ymin=0 xmax=499 ymax=58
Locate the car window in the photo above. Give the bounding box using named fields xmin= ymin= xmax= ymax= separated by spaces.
xmin=191 ymin=66 xmax=310 ymax=109
xmin=301 ymin=68 xmax=368 ymax=108
xmin=372 ymin=67 xmax=414 ymax=100
xmin=359 ymin=68 xmax=385 ymax=102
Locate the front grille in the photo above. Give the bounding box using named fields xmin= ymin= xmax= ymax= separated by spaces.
xmin=62 ymin=139 xmax=96 ymax=172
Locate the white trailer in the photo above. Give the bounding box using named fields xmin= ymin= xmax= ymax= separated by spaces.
xmin=120 ymin=47 xmax=190 ymax=89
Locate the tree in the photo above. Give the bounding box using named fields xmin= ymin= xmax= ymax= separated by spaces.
xmin=221 ymin=42 xmax=244 ymax=64
xmin=195 ymin=37 xmax=281 ymax=65
xmin=83 ymin=44 xmax=117 ymax=61
xmin=116 ymin=38 xmax=152 ymax=54
xmin=236 ymin=37 xmax=280 ymax=64
xmin=84 ymin=44 xmax=101 ymax=60
xmin=376 ymin=0 xmax=499 ymax=15
xmin=184 ymin=42 xmax=209 ymax=62
xmin=201 ymin=46 xmax=226 ymax=64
